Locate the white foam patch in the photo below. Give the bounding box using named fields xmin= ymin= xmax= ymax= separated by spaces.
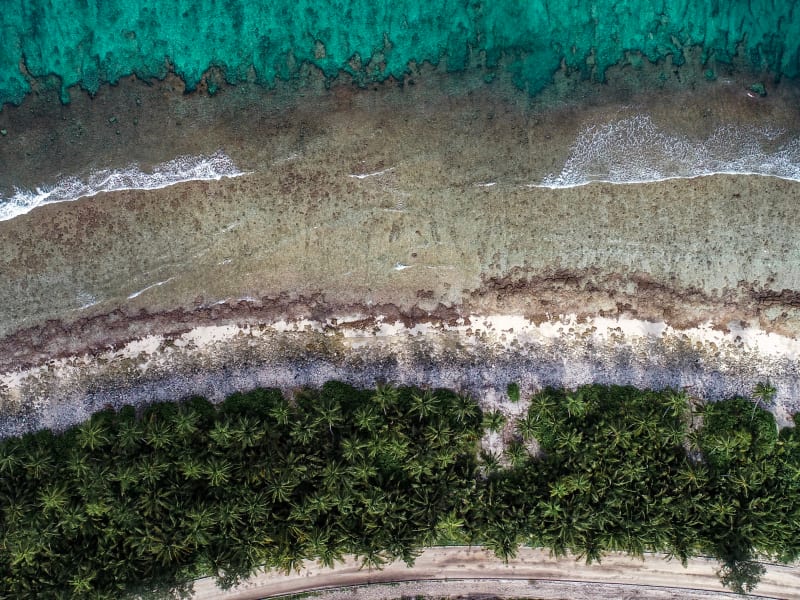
xmin=0 ymin=150 xmax=247 ymax=221
xmin=538 ymin=115 xmax=800 ymax=188
xmin=127 ymin=277 xmax=175 ymax=300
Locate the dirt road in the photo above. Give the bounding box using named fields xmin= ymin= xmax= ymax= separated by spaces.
xmin=190 ymin=546 xmax=800 ymax=599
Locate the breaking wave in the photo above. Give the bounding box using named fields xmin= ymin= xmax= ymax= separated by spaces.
xmin=539 ymin=115 xmax=800 ymax=188
xmin=0 ymin=150 xmax=246 ymax=221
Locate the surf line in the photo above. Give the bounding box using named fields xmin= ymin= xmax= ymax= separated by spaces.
xmin=533 ymin=114 xmax=800 ymax=189
xmin=127 ymin=277 xmax=175 ymax=300
xmin=0 ymin=150 xmax=249 ymax=221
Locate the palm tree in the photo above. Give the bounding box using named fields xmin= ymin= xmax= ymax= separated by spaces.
xmin=238 ymin=492 xmax=270 ymax=524
xmin=136 ymin=486 xmax=173 ymax=519
xmin=752 ymin=382 xmax=777 ymax=421
xmin=556 ymin=428 xmax=582 ymax=454
xmin=504 ymin=440 xmax=529 ymax=469
xmin=115 ymin=420 xmax=143 ymax=453
xmin=483 ymin=410 xmax=506 ymax=433
xmin=217 ymin=503 xmax=245 ymax=532
xmin=479 ymin=450 xmax=501 ymax=473
xmin=359 ymin=548 xmax=388 ymax=570
xmin=753 ymin=382 xmax=777 ymax=404
xmin=38 ymin=483 xmax=69 ymax=516
xmin=728 ymin=472 xmax=754 ymax=497
xmin=77 ymin=420 xmax=110 ymax=451
xmin=230 ymin=415 xmax=262 ymax=447
xmin=706 ymin=433 xmax=741 ymax=466
xmin=209 ymin=422 xmax=235 ymax=448
xmin=549 ymin=479 xmax=571 ymax=499
xmin=178 ymin=455 xmax=205 ymax=481
xmin=676 ymin=465 xmax=707 ymax=490
xmin=340 ymin=437 xmax=368 ymax=462
xmin=181 ymin=506 xmax=217 ymax=548
xmin=353 ymin=404 xmax=382 ymax=433
xmin=530 ymin=390 xmax=557 ymax=421
xmin=384 ymin=433 xmax=410 ymax=461
xmin=315 ymin=399 xmax=343 ymax=433
xmin=322 ymin=461 xmax=348 ymax=490
xmin=267 ymin=473 xmax=295 ymax=503
xmin=435 ymin=510 xmax=466 ymax=541
xmin=269 ymin=401 xmax=291 ymax=426
xmin=136 ymin=455 xmax=169 ymax=487
xmin=65 ymin=449 xmax=91 ymax=481
xmin=709 ymin=499 xmax=736 ymax=526
xmin=540 ymin=499 xmax=564 ymax=520
xmin=172 ymin=410 xmax=200 ymax=440
xmin=143 ymin=419 xmax=173 ymax=450
xmin=290 ymin=420 xmax=317 ymax=446
xmin=306 ymin=490 xmax=335 ymax=515
xmin=565 ymin=390 xmax=589 ymax=419
xmin=8 ymin=536 xmax=40 ymax=569
xmin=68 ymin=569 xmax=96 ymax=595
xmin=204 ymin=458 xmax=233 ymax=487
xmin=576 ymin=539 xmax=603 ymax=565
xmin=454 ymin=394 xmax=480 ymax=424
xmin=362 ymin=490 xmax=388 ymax=516
xmin=423 ymin=420 xmax=452 ymax=447
xmin=372 ymin=384 xmax=400 ymax=415
xmin=516 ymin=413 xmax=539 ymax=441
xmin=484 ymin=522 xmax=519 ymax=563
xmin=664 ymin=390 xmax=689 ymax=418
xmin=0 ymin=442 xmax=20 ymax=475
xmin=23 ymin=446 xmax=54 ymax=480
xmin=350 ymin=460 xmax=377 ymax=482
xmin=59 ymin=503 xmax=87 ymax=534
xmin=317 ymin=539 xmax=344 ymax=569
xmin=112 ymin=464 xmax=139 ymax=496
xmin=409 ymin=390 xmax=440 ymax=421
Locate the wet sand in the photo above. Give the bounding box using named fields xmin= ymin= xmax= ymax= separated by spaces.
xmin=1 ymin=63 xmax=799 ymax=432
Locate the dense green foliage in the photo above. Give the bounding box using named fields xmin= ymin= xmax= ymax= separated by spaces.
xmin=0 ymin=382 xmax=798 ymax=598
xmin=2 ymin=0 xmax=800 ymax=106
xmin=0 ymin=383 xmax=483 ymax=598
xmin=475 ymin=385 xmax=800 ymax=594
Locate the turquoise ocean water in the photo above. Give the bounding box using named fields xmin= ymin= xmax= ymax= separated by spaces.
xmin=1 ymin=0 xmax=799 ymax=107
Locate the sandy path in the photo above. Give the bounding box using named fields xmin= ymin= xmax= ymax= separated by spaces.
xmin=190 ymin=546 xmax=800 ymax=599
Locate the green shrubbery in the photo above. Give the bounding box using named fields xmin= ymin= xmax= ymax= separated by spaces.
xmin=475 ymin=385 xmax=800 ymax=594
xmin=0 ymin=382 xmax=798 ymax=598
xmin=0 ymin=383 xmax=482 ymax=598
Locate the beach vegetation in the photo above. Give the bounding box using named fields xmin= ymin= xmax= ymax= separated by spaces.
xmin=506 ymin=382 xmax=520 ymax=403
xmin=0 ymin=382 xmax=797 ymax=598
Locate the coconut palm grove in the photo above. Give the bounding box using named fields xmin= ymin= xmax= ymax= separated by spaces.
xmin=0 ymin=381 xmax=797 ymax=597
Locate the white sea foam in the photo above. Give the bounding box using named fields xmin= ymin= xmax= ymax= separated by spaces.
xmin=0 ymin=150 xmax=247 ymax=221
xmin=538 ymin=114 xmax=800 ymax=188
xmin=127 ymin=277 xmax=175 ymax=300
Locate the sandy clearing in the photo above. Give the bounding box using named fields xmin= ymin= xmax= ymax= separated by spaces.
xmin=190 ymin=546 xmax=800 ymax=600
